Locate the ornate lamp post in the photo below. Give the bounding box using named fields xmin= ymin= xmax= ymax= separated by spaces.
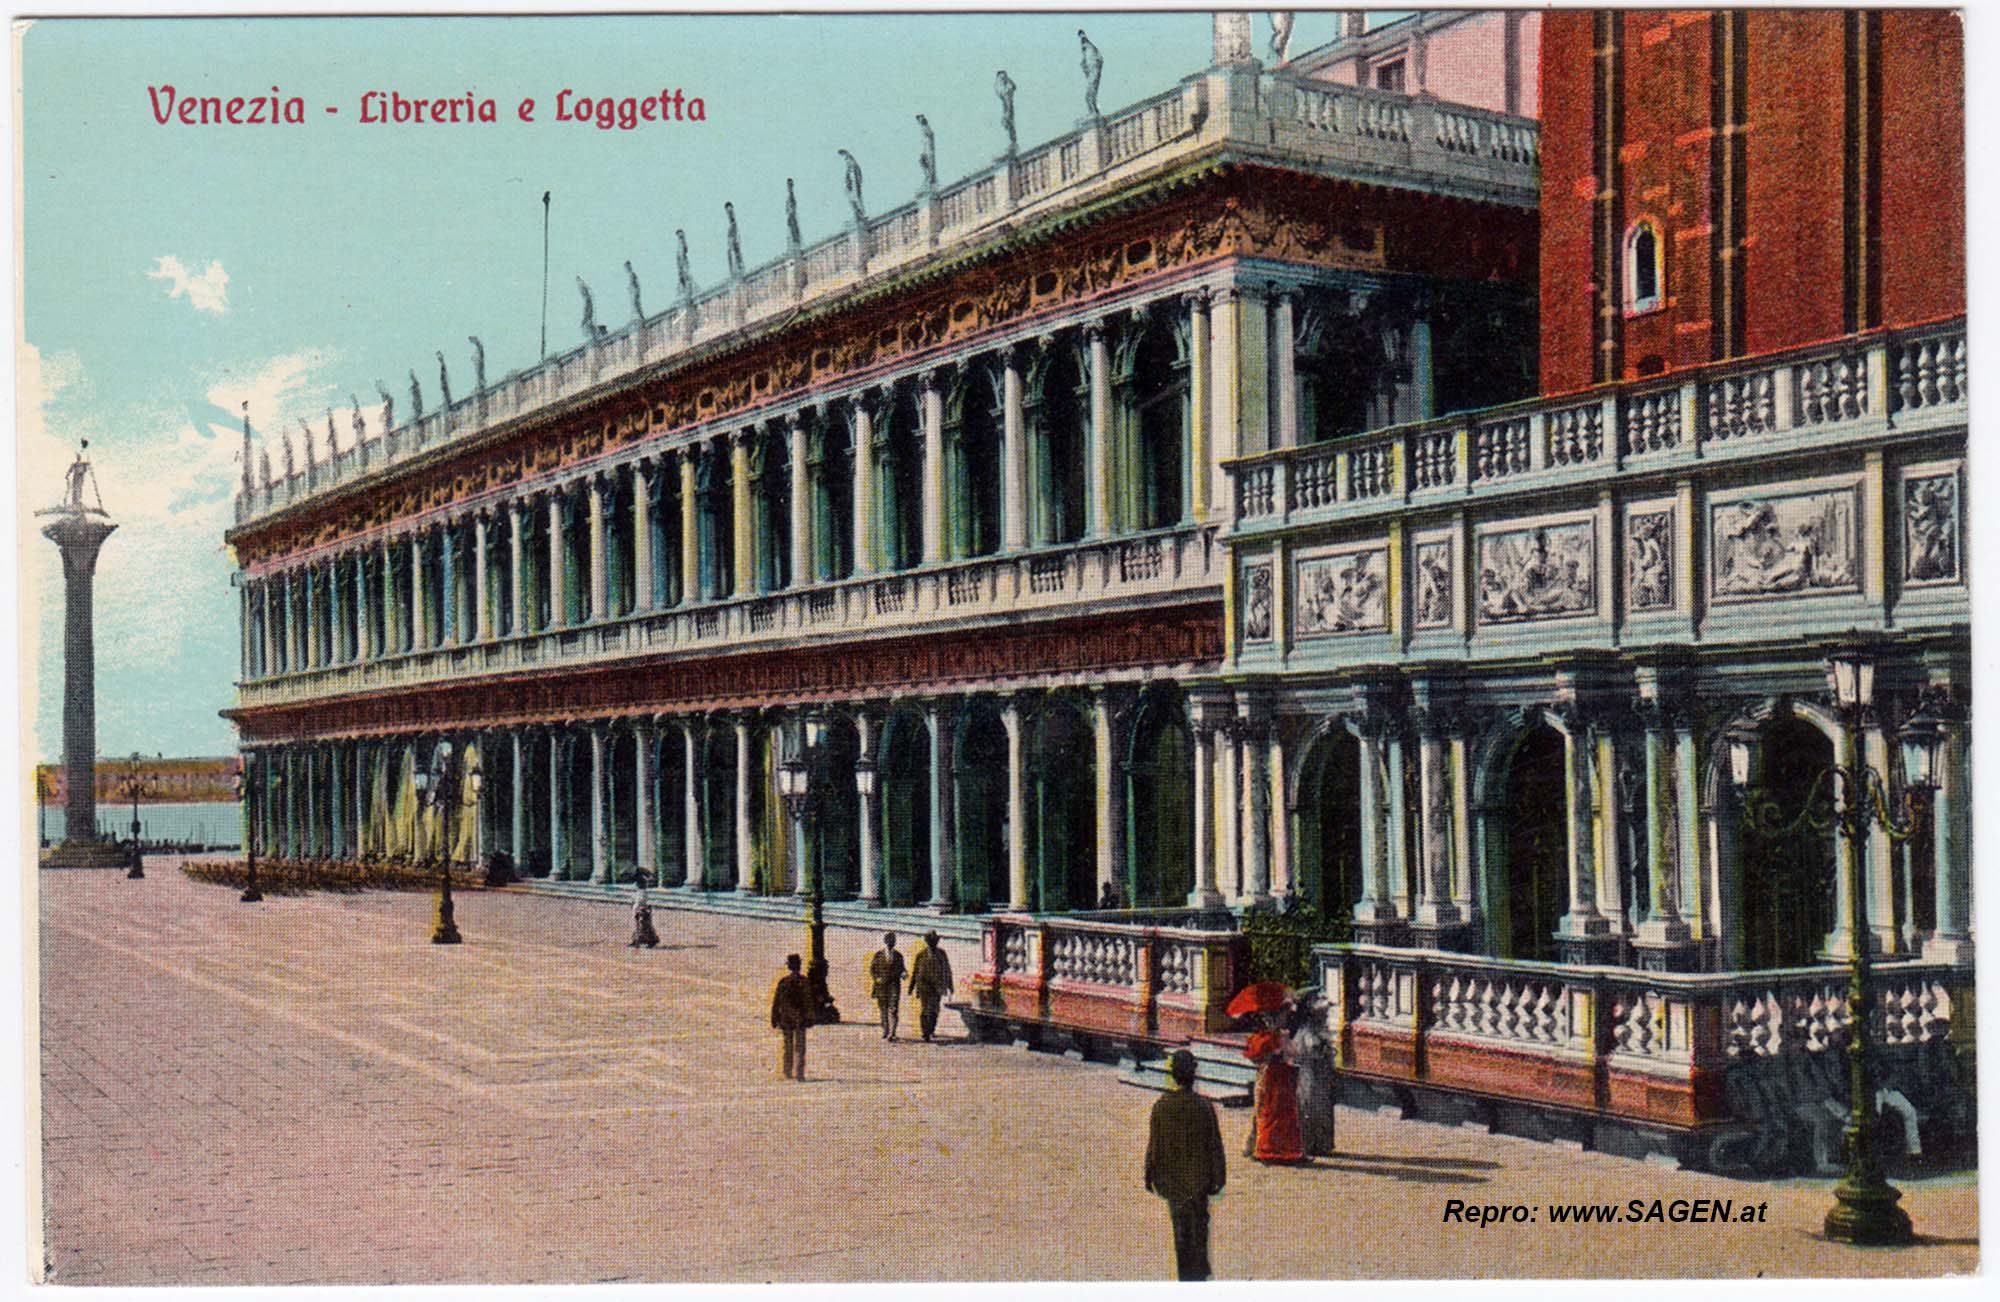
xmin=778 ymin=716 xmax=838 ymax=1024
xmin=418 ymin=741 xmax=463 ymax=945
xmin=1726 ymin=645 xmax=1940 ymax=1247
xmin=233 ymin=758 xmax=269 ymax=903
xmin=117 ymin=751 xmax=162 ymax=879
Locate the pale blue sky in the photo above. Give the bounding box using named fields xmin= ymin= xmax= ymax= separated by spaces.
xmin=20 ymin=12 xmax=1379 ymax=761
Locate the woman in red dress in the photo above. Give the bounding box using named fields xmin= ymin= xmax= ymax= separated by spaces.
xmin=1244 ymin=1023 xmax=1305 ymax=1163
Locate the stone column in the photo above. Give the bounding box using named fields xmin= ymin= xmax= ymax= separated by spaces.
xmin=352 ymin=742 xmax=368 ymax=857
xmin=1923 ymin=694 xmax=1973 ymax=964
xmin=1216 ymin=714 xmax=1241 ymax=899
xmin=277 ymin=571 xmax=294 ymax=670
xmin=378 ymin=541 xmax=395 ymax=653
xmin=547 ymin=730 xmax=566 ymax=879
xmin=734 ymin=717 xmax=756 ymax=891
xmin=1240 ymin=708 xmax=1272 ymax=904
xmin=352 ymin=555 xmax=371 ymax=662
xmin=856 ymin=712 xmax=882 ymax=904
xmin=506 ymin=502 xmax=526 ymax=637
xmin=1205 ymin=286 xmax=1243 ymax=521
xmin=851 ymin=401 xmax=876 ymax=576
xmin=732 ymin=432 xmax=756 ymax=596
xmin=1631 ymin=685 xmax=1695 ymax=967
xmin=635 ymin=722 xmax=657 ymax=881
xmin=788 ymin=416 xmax=812 ymax=587
xmin=442 ymin=523 xmax=461 ymax=645
xmin=1185 ymin=291 xmax=1212 ymax=526
xmin=1409 ymin=704 xmax=1462 ymax=937
xmin=683 ymin=718 xmax=704 ymax=888
xmin=1087 ymin=323 xmax=1113 ymax=538
xmin=546 ymin=492 xmax=566 ymax=627
xmin=1002 ymin=351 xmax=1028 ymax=550
xmin=587 ymin=726 xmax=608 ymax=882
xmin=632 ymin=461 xmax=655 ymax=612
xmin=473 ymin=510 xmax=491 ymax=640
xmin=1862 ymin=720 xmax=1901 ymax=953
xmin=926 ymin=703 xmax=955 ymax=908
xmin=921 ymin=374 xmax=946 ymax=563
xmin=587 ymin=476 xmax=608 ymax=621
xmin=1002 ymin=700 xmax=1027 ymax=907
xmin=1091 ymin=688 xmax=1126 ymax=899
xmin=1274 ymin=290 xmax=1299 ymax=449
xmin=1268 ymin=725 xmax=1294 ymax=899
xmin=1556 ymin=711 xmax=1614 ymax=960
xmin=679 ymin=452 xmax=700 ymax=603
xmin=410 ymin=532 xmax=429 ymax=648
xmin=510 ymin=730 xmax=526 ymax=868
xmin=1189 ymin=714 xmax=1221 ymax=908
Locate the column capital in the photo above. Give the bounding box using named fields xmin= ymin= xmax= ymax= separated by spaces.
xmin=1181 ymin=286 xmax=1212 ymax=313
xmin=1083 ymin=318 xmax=1110 ymax=346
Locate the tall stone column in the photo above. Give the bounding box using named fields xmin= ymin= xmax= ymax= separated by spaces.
xmin=734 ymin=717 xmax=756 ymax=891
xmin=1189 ymin=709 xmax=1222 ymax=908
xmin=587 ymin=726 xmax=608 ymax=882
xmin=378 ymin=540 xmax=396 ymax=652
xmin=851 ymin=401 xmax=876 ymax=576
xmin=1923 ymin=692 xmax=1973 ymax=964
xmin=280 ymin=570 xmax=297 ymax=669
xmin=1268 ymin=725 xmax=1293 ymax=899
xmin=1091 ymin=687 xmax=1127 ymax=899
xmin=587 ymin=476 xmax=608 ymax=621
xmin=632 ymin=461 xmax=655 ymax=612
xmin=683 ymin=718 xmax=704 ymax=888
xmin=1409 ymin=698 xmax=1463 ymax=940
xmin=679 ymin=452 xmax=700 ymax=603
xmin=1273 ymin=290 xmax=1300 ymax=448
xmin=1204 ymin=286 xmax=1241 ymax=522
xmin=1002 ymin=351 xmax=1028 ymax=550
xmin=473 ymin=510 xmax=491 ymax=640
xmin=1216 ymin=714 xmax=1241 ymax=899
xmin=926 ymin=703 xmax=955 ymax=908
xmin=921 ymin=374 xmax=946 ymax=564
xmin=546 ymin=490 xmax=567 ymax=628
xmin=547 ymin=730 xmax=566 ymax=879
xmin=1240 ymin=700 xmax=1272 ymax=903
xmin=1556 ymin=709 xmax=1615 ymax=961
xmin=635 ymin=722 xmax=656 ymax=881
xmin=1087 ymin=323 xmax=1112 ymax=538
xmin=353 ymin=554 xmax=371 ymax=661
xmin=1002 ymin=700 xmax=1027 ymax=907
xmin=1185 ymin=291 xmax=1212 ymax=526
xmin=510 ymin=730 xmax=526 ymax=869
xmin=857 ymin=712 xmax=882 ymax=904
xmin=732 ymin=433 xmax=755 ymax=595
xmin=788 ymin=417 xmax=812 ymax=588
xmin=303 ymin=565 xmax=319 ymax=669
xmin=42 ymin=491 xmax=118 ymax=864
xmin=440 ymin=523 xmax=460 ymax=646
xmin=1631 ymin=673 xmax=1695 ymax=968
xmin=410 ymin=532 xmax=429 ymax=649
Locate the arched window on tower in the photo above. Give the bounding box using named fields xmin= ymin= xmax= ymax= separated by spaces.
xmin=1625 ymin=220 xmax=1663 ymax=315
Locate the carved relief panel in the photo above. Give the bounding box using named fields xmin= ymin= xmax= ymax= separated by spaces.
xmin=1708 ymin=484 xmax=1859 ymax=601
xmin=1294 ymin=545 xmax=1388 ymax=636
xmin=1475 ymin=517 xmax=1596 ymax=623
xmin=1412 ymin=533 xmax=1454 ymax=629
xmin=1901 ymin=463 xmax=1962 ymax=586
xmin=1623 ymin=503 xmax=1675 ymax=613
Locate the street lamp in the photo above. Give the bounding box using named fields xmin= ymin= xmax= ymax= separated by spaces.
xmin=1725 ymin=646 xmax=1941 ymax=1247
xmin=118 ymin=751 xmax=162 ymax=879
xmin=419 ymin=740 xmax=463 ymax=945
xmin=778 ymin=716 xmax=838 ymax=1024
xmin=233 ymin=757 xmax=267 ymax=903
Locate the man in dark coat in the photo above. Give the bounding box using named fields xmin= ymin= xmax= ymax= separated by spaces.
xmin=907 ymin=930 xmax=955 ymax=1042
xmin=867 ymin=932 xmax=908 ymax=1041
xmin=1144 ymin=1049 xmax=1227 ymax=1281
xmin=770 ymin=954 xmax=813 ymax=1081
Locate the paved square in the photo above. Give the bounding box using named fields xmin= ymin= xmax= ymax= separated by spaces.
xmin=38 ymin=866 xmax=1978 ymax=1284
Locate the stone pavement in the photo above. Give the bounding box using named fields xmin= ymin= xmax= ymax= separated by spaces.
xmin=37 ymin=864 xmax=1979 ymax=1285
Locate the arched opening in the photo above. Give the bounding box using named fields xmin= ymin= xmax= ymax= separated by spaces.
xmin=701 ymin=726 xmax=737 ymax=888
xmin=1027 ymin=696 xmax=1097 ymax=911
xmin=558 ymin=730 xmax=592 ymax=879
xmin=1125 ymin=319 xmax=1188 ymax=531
xmin=560 ymin=485 xmax=588 ymax=626
xmin=484 ymin=518 xmax=512 ymax=638
xmin=811 ymin=717 xmax=860 ymax=899
xmin=812 ymin=414 xmax=855 ymax=581
xmin=696 ymin=442 xmax=734 ymax=600
xmin=1032 ymin=345 xmax=1088 ymax=545
xmin=656 ymin=725 xmax=688 ymax=885
xmin=1738 ymin=716 xmax=1837 ymax=970
xmin=1295 ymin=725 xmax=1364 ymax=919
xmin=606 ymin=731 xmax=637 ymax=876
xmin=656 ymin=466 xmax=683 ymax=608
xmin=1625 ymin=220 xmax=1662 ymax=313
xmin=1493 ymin=722 xmax=1568 ymax=961
xmin=607 ymin=475 xmax=635 ymax=617
xmin=953 ymin=701 xmax=1010 ymax=910
xmin=878 ymin=712 xmax=931 ymax=907
xmin=878 ymin=390 xmax=925 ymax=572
xmin=1125 ymin=684 xmax=1193 ymax=907
xmin=1296 ymin=306 xmax=1382 ymax=444
xmin=755 ymin=430 xmax=790 ymax=591
xmin=950 ymin=367 xmax=1004 ymax=559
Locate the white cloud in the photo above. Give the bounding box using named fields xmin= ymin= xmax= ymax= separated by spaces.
xmin=146 ymin=254 xmax=230 ymax=315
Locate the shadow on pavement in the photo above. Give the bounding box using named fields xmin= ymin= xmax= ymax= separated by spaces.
xmin=1329 ymin=1151 xmax=1502 ymax=1170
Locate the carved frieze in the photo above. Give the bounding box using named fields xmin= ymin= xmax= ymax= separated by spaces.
xmin=1477 ymin=520 xmax=1595 ymax=623
xmin=1709 ymin=488 xmax=1858 ymax=600
xmin=1295 ymin=546 xmax=1387 ymax=636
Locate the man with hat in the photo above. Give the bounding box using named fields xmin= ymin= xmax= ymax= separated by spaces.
xmin=1144 ymin=1049 xmax=1227 ymax=1281
xmin=867 ymin=932 xmax=908 ymax=1041
xmin=907 ymin=929 xmax=955 ymax=1043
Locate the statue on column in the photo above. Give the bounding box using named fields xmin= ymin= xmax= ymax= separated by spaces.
xmin=994 ymin=70 xmax=1018 ymax=155
xmin=1213 ymin=12 xmax=1255 ymax=65
xmin=624 ymin=262 xmax=644 ymax=322
xmin=376 ymin=381 xmax=394 ymax=432
xmin=1078 ymin=30 xmax=1103 ymax=118
xmin=837 ymin=149 xmax=867 ymax=225
xmin=468 ymin=336 xmax=486 ymax=393
xmin=784 ymin=178 xmax=803 ymax=250
xmin=675 ymin=230 xmax=695 ymax=302
xmin=60 ymin=444 xmax=96 ymax=512
xmin=724 ymin=202 xmax=745 ymax=279
xmin=1270 ymin=12 xmax=1296 ymax=64
xmin=915 ymin=115 xmax=937 ymax=191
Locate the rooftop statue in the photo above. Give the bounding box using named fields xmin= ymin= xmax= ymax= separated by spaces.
xmin=916 ymin=115 xmax=937 ymax=190
xmin=785 ymin=178 xmax=802 ymax=250
xmin=376 ymin=381 xmax=394 ymax=433
xmin=624 ymin=262 xmax=644 ymax=321
xmin=577 ymin=276 xmax=608 ymax=342
xmin=436 ymin=351 xmax=453 ymax=413
xmin=259 ymin=447 xmax=273 ymax=490
xmin=409 ymin=369 xmax=424 ymax=421
xmin=301 ymin=419 xmax=318 ymax=469
xmin=281 ymin=427 xmax=296 ymax=480
xmin=837 ymin=150 xmax=866 ymax=225
xmin=326 ymin=408 xmax=338 ymax=456
xmin=995 ymin=70 xmax=1018 ymax=155
xmin=468 ymin=336 xmax=486 ymax=394
xmin=350 ymin=394 xmax=365 ymax=443
xmin=1079 ymin=30 xmax=1103 ymax=118
xmin=725 ymin=202 xmax=744 ymax=279
xmin=676 ymin=230 xmax=695 ymax=301
xmin=1270 ymin=12 xmax=1296 ymax=65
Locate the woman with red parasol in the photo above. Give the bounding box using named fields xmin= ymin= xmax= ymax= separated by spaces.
xmin=1228 ymin=981 xmax=1306 ymax=1164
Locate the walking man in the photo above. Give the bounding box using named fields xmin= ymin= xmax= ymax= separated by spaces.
xmin=771 ymin=954 xmax=812 ymax=1081
xmin=868 ymin=932 xmax=908 ymax=1041
xmin=907 ymin=929 xmax=955 ymax=1042
xmin=1144 ymin=1049 xmax=1227 ymax=1282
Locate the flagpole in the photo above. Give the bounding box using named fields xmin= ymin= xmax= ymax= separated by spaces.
xmin=540 ymin=190 xmax=551 ymax=360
